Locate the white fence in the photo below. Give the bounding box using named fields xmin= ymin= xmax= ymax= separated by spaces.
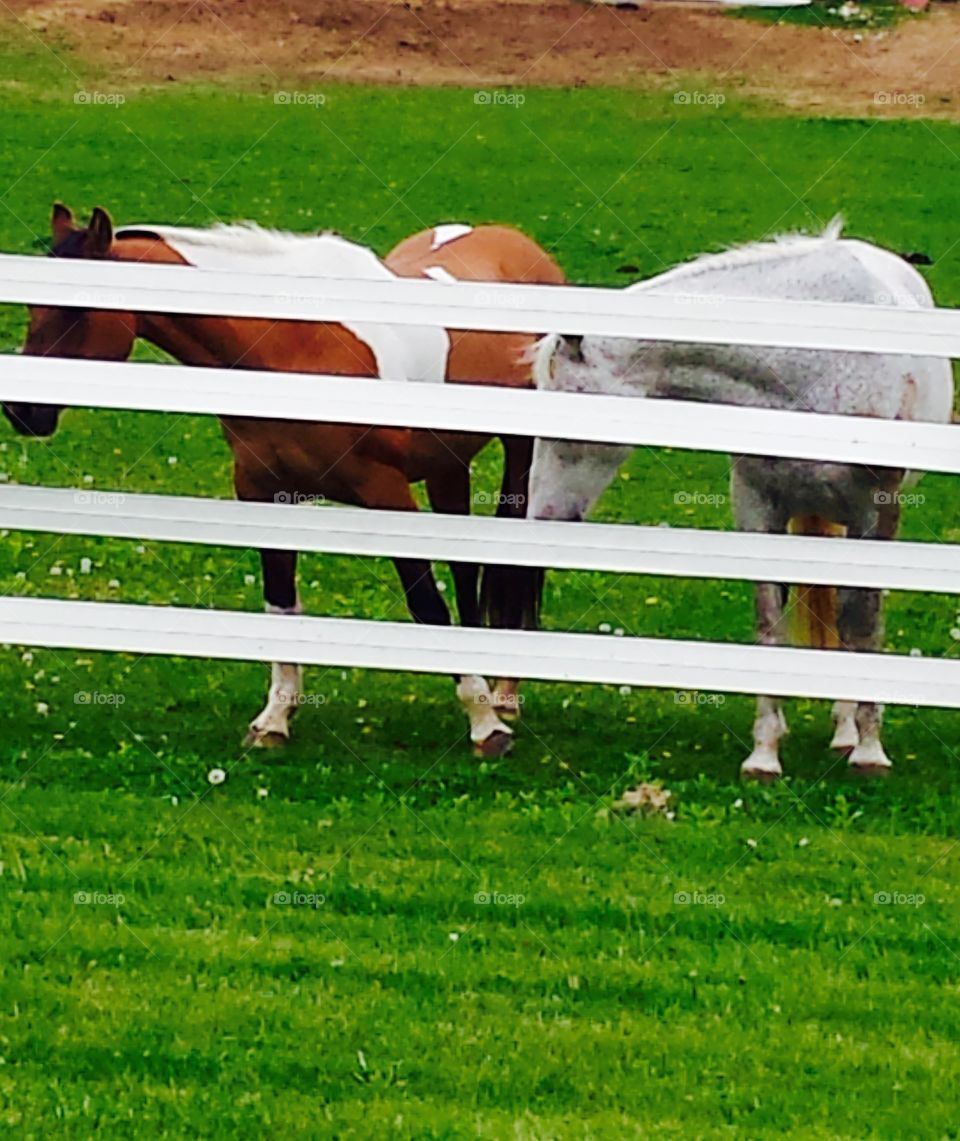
xmin=2 ymin=255 xmax=960 ymax=709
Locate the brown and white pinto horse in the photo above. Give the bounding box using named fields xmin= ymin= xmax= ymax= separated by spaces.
xmin=5 ymin=205 xmax=565 ymax=756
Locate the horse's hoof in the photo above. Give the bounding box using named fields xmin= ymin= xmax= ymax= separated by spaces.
xmin=473 ymin=730 xmax=514 ymax=759
xmin=493 ymin=705 xmax=522 ymax=723
xmin=243 ymin=727 xmax=289 ymax=749
xmin=741 ymin=750 xmax=782 ymax=784
xmin=741 ymin=767 xmax=780 ymax=785
xmin=832 ymin=744 xmax=856 ymax=759
xmin=849 ymin=761 xmax=891 ymax=780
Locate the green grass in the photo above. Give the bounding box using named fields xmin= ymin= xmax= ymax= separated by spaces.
xmin=731 ymin=0 xmax=914 ymax=29
xmin=1 ymin=78 xmax=960 ymax=1136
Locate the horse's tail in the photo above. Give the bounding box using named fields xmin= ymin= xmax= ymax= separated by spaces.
xmin=479 ymin=435 xmax=543 ymax=631
xmin=788 ymin=515 xmax=844 ymax=650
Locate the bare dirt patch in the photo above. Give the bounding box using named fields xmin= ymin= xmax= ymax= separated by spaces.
xmin=8 ymin=0 xmax=960 ymax=116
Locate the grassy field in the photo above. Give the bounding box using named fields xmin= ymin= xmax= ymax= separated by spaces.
xmin=1 ymin=72 xmax=960 ymax=1136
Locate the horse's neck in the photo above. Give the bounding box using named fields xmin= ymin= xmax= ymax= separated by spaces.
xmin=111 ymin=239 xmax=270 ymax=368
xmin=138 ymin=312 xmax=256 ymax=369
xmin=635 ymin=243 xmax=858 ymax=407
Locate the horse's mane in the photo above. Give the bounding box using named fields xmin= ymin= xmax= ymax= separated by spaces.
xmin=629 ymin=216 xmax=845 ymax=291
xmin=115 ymin=221 xmax=386 ymax=276
xmin=530 ymin=218 xmax=847 ymax=381
xmin=118 ymin=221 xmax=337 ymax=254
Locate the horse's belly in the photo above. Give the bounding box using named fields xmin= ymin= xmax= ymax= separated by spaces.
xmin=734 ymin=454 xmax=903 ymax=523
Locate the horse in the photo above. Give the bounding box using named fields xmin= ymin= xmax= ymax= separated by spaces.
xmin=4 ymin=204 xmax=565 ymax=757
xmin=521 ymin=220 xmax=953 ymax=781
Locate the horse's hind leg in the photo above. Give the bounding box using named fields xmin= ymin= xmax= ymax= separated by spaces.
xmin=245 ymin=548 xmax=303 ymax=748
xmin=367 ymin=467 xmax=513 ymax=757
xmin=425 ymin=464 xmax=481 ymax=628
xmin=392 ymin=555 xmax=513 ymax=758
xmin=839 ymin=498 xmax=899 ymax=777
xmin=488 ymin=434 xmax=537 ymax=722
xmin=425 ymin=467 xmax=515 ymax=744
xmin=837 ymin=585 xmax=890 ymax=776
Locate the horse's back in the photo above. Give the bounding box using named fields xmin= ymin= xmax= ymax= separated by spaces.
xmin=387 ymin=224 xmax=565 ymax=286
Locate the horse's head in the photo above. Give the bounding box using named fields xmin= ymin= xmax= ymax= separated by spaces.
xmin=528 ymin=332 xmax=632 ymax=522
xmin=5 ymin=203 xmax=137 ymax=438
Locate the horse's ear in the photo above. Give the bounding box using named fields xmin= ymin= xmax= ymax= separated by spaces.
xmin=560 ymin=333 xmax=584 ymax=358
xmin=85 ymin=207 xmax=114 ymax=257
xmin=51 ymin=202 xmax=75 ymax=242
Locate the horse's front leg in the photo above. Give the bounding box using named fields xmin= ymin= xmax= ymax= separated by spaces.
xmin=244 ymin=547 xmax=303 ymax=748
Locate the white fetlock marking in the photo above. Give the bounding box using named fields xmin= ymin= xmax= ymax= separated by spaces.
xmin=250 ymin=661 xmax=302 ymax=738
xmin=742 ymin=749 xmax=783 ymax=778
xmin=743 ymin=706 xmax=785 ymax=777
xmin=250 ymin=603 xmax=303 ymax=738
xmin=830 ymin=701 xmax=860 ymax=750
xmin=457 ymin=675 xmax=513 ymax=745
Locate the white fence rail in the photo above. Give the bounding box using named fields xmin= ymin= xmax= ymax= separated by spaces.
xmin=4 ymin=485 xmax=960 ymax=596
xmin=1 ymin=254 xmax=959 ymax=710
xmin=6 ymin=355 xmax=960 ymax=474
xmin=4 ymin=252 xmax=960 ymax=355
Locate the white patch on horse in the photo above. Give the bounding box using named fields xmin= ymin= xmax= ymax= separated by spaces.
xmin=430 ymin=223 xmax=473 ymax=250
xmin=456 ymin=674 xmax=513 ymax=745
xmin=118 ymin=222 xmax=451 ymax=384
xmin=423 ymin=265 xmax=458 ymax=284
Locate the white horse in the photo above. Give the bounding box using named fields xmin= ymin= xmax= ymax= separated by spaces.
xmin=527 ymin=221 xmax=953 ymax=781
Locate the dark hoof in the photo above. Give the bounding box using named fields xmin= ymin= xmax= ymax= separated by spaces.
xmin=849 ymin=762 xmax=891 ymax=780
xmin=740 ymin=768 xmax=780 ymax=785
xmin=473 ymin=730 xmax=514 ymax=759
xmin=243 ymin=727 xmax=289 ymax=749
